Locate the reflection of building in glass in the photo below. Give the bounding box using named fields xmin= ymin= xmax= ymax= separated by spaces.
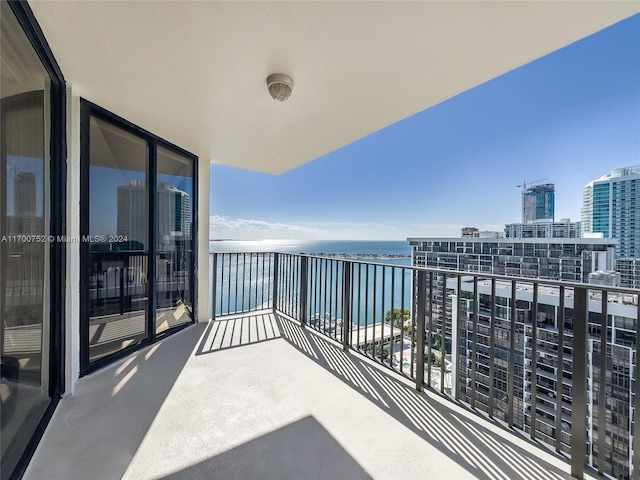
xmin=117 ymin=180 xmax=147 ymax=246
xmin=7 ymin=171 xmax=43 ymax=255
xmin=117 ymin=181 xmax=191 ymax=248
xmin=158 ymin=183 xmax=191 ymax=247
xmin=8 ymin=170 xmax=42 ymax=236
xmin=15 ymin=171 xmax=37 ymax=216
xmin=523 ymin=184 xmax=555 ymax=223
xmin=6 ymin=215 xmax=44 ymax=235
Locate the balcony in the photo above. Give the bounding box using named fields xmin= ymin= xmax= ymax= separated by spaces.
xmin=26 ymin=311 xmax=593 ymax=480
xmin=24 ymin=252 xmax=638 ymax=480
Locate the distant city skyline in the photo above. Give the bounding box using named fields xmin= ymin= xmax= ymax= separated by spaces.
xmin=210 ymin=14 xmax=640 ymax=241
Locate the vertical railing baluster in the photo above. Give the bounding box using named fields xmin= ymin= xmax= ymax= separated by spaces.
xmin=415 ymin=269 xmax=426 ymax=392
xmin=401 ymin=267 xmax=406 ymax=376
xmin=357 ymin=263 xmax=362 ymax=352
xmin=234 ymin=253 xmax=239 ymax=313
xmin=381 ymin=267 xmax=386 ymax=362
xmin=571 ymin=286 xmax=588 ymax=480
xmin=241 ymin=253 xmax=246 ymax=312
xmin=633 ymin=295 xmax=640 ymax=480
xmin=427 ymin=271 xmax=433 ymax=387
xmin=227 ymin=254 xmax=232 ymax=314
xmin=507 ymin=279 xmax=516 ymax=426
xmin=531 ymin=283 xmax=538 ymax=441
xmin=314 ymin=258 xmax=320 ymax=330
xmin=342 ymin=261 xmax=351 ymax=351
xmin=292 ymin=256 xmax=297 ymax=317
xmin=597 ymin=291 xmax=608 ymax=475
xmin=329 ymin=260 xmax=334 ymax=339
xmin=364 ymin=265 xmax=369 ymax=354
xmin=441 ymin=272 xmax=447 ymax=394
xmin=350 ymin=261 xmax=355 ymax=350
xmin=373 ymin=266 xmax=378 ymax=358
xmin=272 ymin=253 xmax=279 ymax=312
xmin=254 ymin=253 xmax=258 ymax=310
xmin=219 ymin=254 xmax=225 ymax=315
xmin=334 ymin=260 xmax=339 ymax=341
xmin=455 ymin=274 xmax=462 ymax=402
xmin=246 ymin=253 xmax=251 ymax=312
xmin=390 ymin=268 xmax=395 ymax=370
xmin=471 ymin=276 xmax=478 ymax=409
xmin=212 ymin=253 xmax=218 ymax=320
xmin=299 ymin=256 xmax=308 ymax=327
xmin=323 ymin=259 xmax=328 ymax=335
xmin=556 ymin=285 xmax=565 ymax=452
xmin=489 ymin=277 xmax=496 ymax=418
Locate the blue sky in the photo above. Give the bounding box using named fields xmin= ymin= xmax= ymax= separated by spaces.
xmin=210 ymin=14 xmax=640 ymax=241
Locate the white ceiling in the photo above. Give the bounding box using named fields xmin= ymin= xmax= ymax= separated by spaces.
xmin=30 ymin=1 xmax=639 ymax=174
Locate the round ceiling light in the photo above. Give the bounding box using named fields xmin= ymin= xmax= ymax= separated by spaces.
xmin=267 ymin=73 xmax=294 ymax=102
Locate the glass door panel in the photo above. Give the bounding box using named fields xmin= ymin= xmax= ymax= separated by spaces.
xmin=1 ymin=3 xmax=51 ymax=477
xmin=88 ymin=117 xmax=150 ymax=363
xmin=155 ymin=146 xmax=193 ymax=335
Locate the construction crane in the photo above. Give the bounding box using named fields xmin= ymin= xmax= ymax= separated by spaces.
xmin=516 ymin=178 xmax=548 ymax=194
xmin=517 ymin=178 xmax=550 ymax=222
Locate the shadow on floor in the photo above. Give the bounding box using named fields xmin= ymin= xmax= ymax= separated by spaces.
xmin=24 ymin=322 xmax=207 ymax=480
xmin=273 ymin=314 xmax=573 ymax=480
xmin=196 ymin=311 xmax=281 ymax=355
xmin=160 ymin=416 xmax=372 ymax=480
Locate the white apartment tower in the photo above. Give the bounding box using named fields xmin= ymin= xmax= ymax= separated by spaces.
xmin=582 ymin=166 xmax=640 ymax=259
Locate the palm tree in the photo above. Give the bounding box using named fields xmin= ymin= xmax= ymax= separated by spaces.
xmin=376 ymin=344 xmax=390 ymax=360
xmin=385 ymin=308 xmax=411 ymax=334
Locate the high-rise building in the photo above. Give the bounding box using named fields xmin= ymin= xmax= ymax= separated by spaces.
xmin=505 ymin=218 xmax=581 ymax=239
xmin=408 ymin=237 xmax=615 ymax=283
xmin=522 ymin=183 xmax=554 ymax=223
xmin=616 ymin=258 xmax=640 ymax=290
xmin=451 ymin=279 xmax=637 ymax=479
xmin=581 ymin=166 xmax=640 ymax=259
xmin=461 ymin=227 xmax=478 ymax=237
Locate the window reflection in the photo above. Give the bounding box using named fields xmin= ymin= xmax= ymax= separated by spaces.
xmin=156 ymin=147 xmax=194 ymax=335
xmin=88 ymin=117 xmax=149 ymax=363
xmin=1 ymin=3 xmax=50 ymax=478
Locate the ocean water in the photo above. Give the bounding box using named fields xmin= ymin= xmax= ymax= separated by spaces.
xmin=210 ymin=239 xmax=411 ymax=262
xmin=209 ymin=240 xmax=414 ymax=321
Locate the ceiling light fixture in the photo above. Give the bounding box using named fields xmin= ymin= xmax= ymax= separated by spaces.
xmin=267 ymin=73 xmax=294 ymax=102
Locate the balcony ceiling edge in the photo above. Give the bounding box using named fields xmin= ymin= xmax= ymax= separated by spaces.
xmin=29 ymin=2 xmax=640 ymax=175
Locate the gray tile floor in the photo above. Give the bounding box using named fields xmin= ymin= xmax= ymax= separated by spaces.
xmin=25 ymin=313 xmax=593 ymax=480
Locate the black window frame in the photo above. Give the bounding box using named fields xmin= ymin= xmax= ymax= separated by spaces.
xmin=79 ymin=99 xmax=198 ymax=376
xmin=3 ymin=1 xmax=66 ymax=479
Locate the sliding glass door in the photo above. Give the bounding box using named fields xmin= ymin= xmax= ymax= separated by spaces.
xmin=1 ymin=1 xmax=65 ymax=478
xmin=85 ymin=116 xmax=150 ymax=363
xmin=81 ymin=102 xmax=196 ymax=374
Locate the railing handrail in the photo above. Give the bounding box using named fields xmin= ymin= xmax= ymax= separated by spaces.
xmin=209 ymin=251 xmax=640 ymax=297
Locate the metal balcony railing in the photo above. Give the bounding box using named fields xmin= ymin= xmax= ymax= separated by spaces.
xmin=210 ymin=252 xmax=640 ymax=480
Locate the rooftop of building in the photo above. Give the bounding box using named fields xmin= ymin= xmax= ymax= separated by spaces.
xmin=589 ymin=165 xmax=640 ymax=184
xmin=408 ymin=237 xmax=617 ymax=245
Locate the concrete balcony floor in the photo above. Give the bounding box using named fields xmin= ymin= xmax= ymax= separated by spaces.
xmin=25 ymin=312 xmax=594 ymax=480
